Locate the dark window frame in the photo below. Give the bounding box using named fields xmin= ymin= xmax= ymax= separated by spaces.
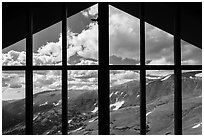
xmin=2 ymin=2 xmax=202 ymax=135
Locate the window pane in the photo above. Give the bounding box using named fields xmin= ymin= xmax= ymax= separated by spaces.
xmin=2 ymin=39 xmax=26 ymax=66
xmin=110 ymin=70 xmax=140 ymax=134
xmin=33 ymin=22 xmax=62 ymax=66
xmin=181 ymin=40 xmax=202 ymax=65
xmin=68 ymin=70 xmax=98 ymax=135
xmin=109 ymin=5 xmax=140 ymax=65
xmin=146 ymin=70 xmax=174 ymax=135
xmin=182 ymin=70 xmax=202 ymax=135
xmin=67 ymin=4 xmax=98 ymax=65
xmin=145 ymin=23 xmax=174 ymax=65
xmin=33 ymin=70 xmax=62 ymax=135
xmin=2 ymin=71 xmax=25 ymax=135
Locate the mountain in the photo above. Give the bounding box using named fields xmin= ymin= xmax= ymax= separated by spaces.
xmin=109 ymin=55 xmax=152 ymax=65
xmin=68 ymin=52 xmax=97 ymax=65
xmin=2 ymin=71 xmax=202 ymax=135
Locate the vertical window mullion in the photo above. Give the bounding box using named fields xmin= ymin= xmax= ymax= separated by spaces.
xmin=139 ymin=2 xmax=146 ymax=135
xmin=25 ymin=4 xmax=33 ymax=135
xmin=174 ymin=3 xmax=182 ymax=135
xmin=98 ymin=2 xmax=110 ymax=135
xmin=62 ymin=3 xmax=68 ymax=135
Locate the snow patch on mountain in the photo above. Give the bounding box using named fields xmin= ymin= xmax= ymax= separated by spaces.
xmin=146 ymin=111 xmax=152 ymax=116
xmin=146 ymin=76 xmax=161 ymax=79
xmin=68 ymin=119 xmax=72 ymax=123
xmin=72 ymin=127 xmax=83 ymax=132
xmin=33 ymin=115 xmax=38 ymax=120
xmin=110 ymin=100 xmax=125 ymax=111
xmin=161 ymin=75 xmax=171 ymax=81
xmin=39 ymin=101 xmax=48 ymax=107
xmin=195 ymin=73 xmax=202 ymax=77
xmin=93 ymin=102 xmax=97 ymax=106
xmin=192 ymin=123 xmax=202 ymax=129
xmin=91 ymin=106 xmax=98 ymax=113
xmin=110 ymin=92 xmax=114 ymax=97
xmin=88 ymin=117 xmax=97 ymax=123
xmin=53 ymin=100 xmax=61 ymax=106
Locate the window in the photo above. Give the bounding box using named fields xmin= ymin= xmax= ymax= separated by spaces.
xmin=182 ymin=70 xmax=202 ymax=135
xmin=67 ymin=70 xmax=98 ymax=135
xmin=110 ymin=70 xmax=140 ymax=135
xmin=2 ymin=2 xmax=202 ymax=135
xmin=2 ymin=39 xmax=26 ymax=66
xmin=145 ymin=23 xmax=174 ymax=65
xmin=33 ymin=70 xmax=62 ymax=134
xmin=2 ymin=71 xmax=25 ymax=135
xmin=146 ymin=70 xmax=174 ymax=135
xmin=109 ymin=6 xmax=140 ymax=65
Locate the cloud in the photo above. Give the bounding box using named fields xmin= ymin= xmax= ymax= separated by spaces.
xmin=2 ymin=71 xmax=25 ymax=100
xmin=68 ymin=70 xmax=98 ymax=90
xmin=109 ymin=6 xmax=201 ymax=65
xmin=9 ymin=83 xmax=22 ymax=88
xmin=2 ymin=50 xmax=26 ymax=66
xmin=74 ymin=70 xmax=98 ymax=79
xmin=2 ymin=81 xmax=8 ymax=87
xmin=68 ymin=23 xmax=98 ymax=60
xmin=146 ymin=70 xmax=174 ymax=77
xmin=82 ymin=4 xmax=98 ymax=18
xmin=145 ymin=23 xmax=174 ymax=65
xmin=109 ymin=6 xmax=140 ymax=60
xmin=181 ymin=40 xmax=202 ymax=65
xmin=2 ymin=22 xmax=98 ymax=66
xmin=33 ymin=70 xmax=61 ymax=93
xmin=110 ymin=70 xmax=139 ymax=86
xmin=70 ymin=85 xmax=97 ymax=90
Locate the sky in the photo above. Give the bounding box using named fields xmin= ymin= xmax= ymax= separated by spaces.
xmin=2 ymin=4 xmax=202 ymax=100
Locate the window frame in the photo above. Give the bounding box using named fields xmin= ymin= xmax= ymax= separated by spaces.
xmin=2 ymin=2 xmax=202 ymax=135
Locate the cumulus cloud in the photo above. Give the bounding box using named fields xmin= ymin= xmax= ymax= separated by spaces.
xmin=82 ymin=4 xmax=98 ymax=18
xmin=9 ymin=83 xmax=22 ymax=88
xmin=2 ymin=80 xmax=8 ymax=87
xmin=68 ymin=23 xmax=98 ymax=60
xmin=68 ymin=70 xmax=98 ymax=90
xmin=33 ymin=70 xmax=61 ymax=93
xmin=2 ymin=22 xmax=98 ymax=66
xmin=2 ymin=50 xmax=26 ymax=66
xmin=110 ymin=70 xmax=139 ymax=86
xmin=2 ymin=71 xmax=25 ymax=100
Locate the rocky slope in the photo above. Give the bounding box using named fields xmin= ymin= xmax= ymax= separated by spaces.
xmin=2 ymin=71 xmax=202 ymax=135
